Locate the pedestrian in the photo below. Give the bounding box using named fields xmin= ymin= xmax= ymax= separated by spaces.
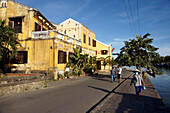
xmin=116 ymin=65 xmax=123 ymax=83
xmin=110 ymin=66 xmax=115 ymax=82
xmin=130 ymin=69 xmax=145 ymax=100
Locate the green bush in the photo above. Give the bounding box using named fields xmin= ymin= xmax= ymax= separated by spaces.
xmin=64 ymin=71 xmax=69 ymax=77
xmin=58 ymin=74 xmax=63 ymax=79
xmin=72 ymin=71 xmax=78 ymax=76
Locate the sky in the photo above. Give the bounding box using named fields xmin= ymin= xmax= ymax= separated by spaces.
xmin=15 ymin=0 xmax=170 ymax=57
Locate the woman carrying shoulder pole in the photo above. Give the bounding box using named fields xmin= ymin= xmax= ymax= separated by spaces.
xmin=130 ymin=69 xmax=145 ymax=100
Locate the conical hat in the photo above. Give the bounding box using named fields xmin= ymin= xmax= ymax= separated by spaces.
xmin=134 ymin=69 xmax=140 ymax=72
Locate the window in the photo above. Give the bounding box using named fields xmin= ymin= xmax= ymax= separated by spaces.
xmin=73 ymin=35 xmax=75 ymax=38
xmin=93 ymin=39 xmax=96 ymax=47
xmin=11 ymin=51 xmax=28 ymax=64
xmin=83 ymin=34 xmax=86 ymax=43
xmin=64 ymin=30 xmax=66 ymax=34
xmin=58 ymin=50 xmax=66 ymax=64
xmin=35 ymin=22 xmax=41 ymax=31
xmin=2 ymin=2 xmax=7 ymax=8
xmin=9 ymin=17 xmax=23 ymax=33
xmin=101 ymin=50 xmax=108 ymax=55
xmin=89 ymin=37 xmax=91 ymax=45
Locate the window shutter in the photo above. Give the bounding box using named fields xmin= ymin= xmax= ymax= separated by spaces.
xmin=83 ymin=34 xmax=86 ymax=43
xmin=63 ymin=52 xmax=66 ymax=63
xmin=8 ymin=21 xmax=14 ymax=28
xmin=58 ymin=50 xmax=62 ymax=64
xmin=93 ymin=39 xmax=96 ymax=47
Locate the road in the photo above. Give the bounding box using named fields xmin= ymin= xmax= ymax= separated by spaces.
xmin=0 ymin=70 xmax=130 ymax=113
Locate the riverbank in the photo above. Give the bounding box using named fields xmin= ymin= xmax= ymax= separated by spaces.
xmin=91 ymin=70 xmax=169 ymax=113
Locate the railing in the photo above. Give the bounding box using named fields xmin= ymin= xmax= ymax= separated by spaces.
xmin=76 ymin=40 xmax=81 ymax=46
xmin=67 ymin=37 xmax=73 ymax=44
xmin=32 ymin=30 xmax=81 ymax=46
xmin=32 ymin=31 xmax=49 ymax=38
xmin=57 ymin=33 xmax=64 ymax=40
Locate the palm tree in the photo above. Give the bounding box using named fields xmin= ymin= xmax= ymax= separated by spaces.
xmin=66 ymin=47 xmax=88 ymax=76
xmin=116 ymin=33 xmax=159 ymax=73
xmin=99 ymin=56 xmax=111 ymax=70
xmin=108 ymin=57 xmax=117 ymax=67
xmin=84 ymin=56 xmax=97 ymax=74
xmin=0 ymin=19 xmax=18 ymax=73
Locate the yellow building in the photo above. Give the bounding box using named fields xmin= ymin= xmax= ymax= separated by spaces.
xmin=58 ymin=18 xmax=112 ymax=71
xmin=0 ymin=0 xmax=113 ymax=74
xmin=57 ymin=18 xmax=97 ymax=56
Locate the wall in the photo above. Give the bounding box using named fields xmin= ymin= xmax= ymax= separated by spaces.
xmin=96 ymin=40 xmax=112 ymax=71
xmin=0 ymin=74 xmax=46 ymax=97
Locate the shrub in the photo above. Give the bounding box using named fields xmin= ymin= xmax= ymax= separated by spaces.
xmin=64 ymin=71 xmax=69 ymax=78
xmin=58 ymin=74 xmax=63 ymax=79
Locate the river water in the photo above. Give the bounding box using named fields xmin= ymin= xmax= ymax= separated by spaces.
xmin=124 ymin=66 xmax=170 ymax=108
xmin=148 ymin=67 xmax=170 ymax=108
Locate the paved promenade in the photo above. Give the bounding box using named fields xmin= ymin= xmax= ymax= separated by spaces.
xmin=90 ymin=70 xmax=168 ymax=113
xmin=0 ymin=70 xmax=169 ymax=113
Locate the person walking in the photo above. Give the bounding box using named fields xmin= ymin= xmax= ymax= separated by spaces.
xmin=110 ymin=67 xmax=115 ymax=82
xmin=130 ymin=69 xmax=145 ymax=100
xmin=116 ymin=65 xmax=123 ymax=83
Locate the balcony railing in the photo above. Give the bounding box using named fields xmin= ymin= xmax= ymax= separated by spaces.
xmin=76 ymin=40 xmax=81 ymax=46
xmin=67 ymin=37 xmax=73 ymax=44
xmin=32 ymin=31 xmax=49 ymax=38
xmin=32 ymin=30 xmax=81 ymax=46
xmin=57 ymin=33 xmax=64 ymax=40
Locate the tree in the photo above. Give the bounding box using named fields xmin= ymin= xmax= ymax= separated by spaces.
xmin=66 ymin=47 xmax=88 ymax=76
xmin=0 ymin=19 xmax=18 ymax=73
xmin=84 ymin=56 xmax=97 ymax=74
xmin=108 ymin=57 xmax=117 ymax=67
xmin=99 ymin=56 xmax=111 ymax=70
xmin=116 ymin=33 xmax=159 ymax=72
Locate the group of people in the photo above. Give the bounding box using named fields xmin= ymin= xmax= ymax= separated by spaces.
xmin=110 ymin=65 xmax=123 ymax=83
xmin=110 ymin=65 xmax=145 ymax=100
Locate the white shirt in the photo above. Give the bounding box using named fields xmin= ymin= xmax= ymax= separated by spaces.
xmin=117 ymin=68 xmax=122 ymax=74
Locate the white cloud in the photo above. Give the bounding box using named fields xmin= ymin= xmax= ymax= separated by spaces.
xmin=69 ymin=0 xmax=92 ymax=16
xmin=105 ymin=38 xmax=127 ymax=54
xmin=158 ymin=47 xmax=170 ymax=56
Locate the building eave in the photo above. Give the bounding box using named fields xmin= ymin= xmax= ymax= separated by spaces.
xmin=96 ymin=39 xmax=110 ymax=47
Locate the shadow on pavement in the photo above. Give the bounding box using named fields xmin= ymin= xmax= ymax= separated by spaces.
xmin=86 ymin=77 xmax=127 ymax=113
xmin=112 ymin=91 xmax=166 ymax=113
xmin=89 ymin=74 xmax=111 ymax=83
xmin=87 ymin=85 xmax=167 ymax=113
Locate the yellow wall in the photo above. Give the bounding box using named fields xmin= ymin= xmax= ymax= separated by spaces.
xmin=96 ymin=40 xmax=112 ymax=71
xmin=57 ymin=19 xmax=80 ymax=40
xmin=81 ymin=25 xmax=96 ymax=51
xmin=0 ymin=1 xmax=34 ymax=40
xmin=58 ymin=18 xmax=96 ymax=56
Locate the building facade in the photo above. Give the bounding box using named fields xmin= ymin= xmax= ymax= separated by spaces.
xmin=0 ymin=0 xmax=113 ymax=74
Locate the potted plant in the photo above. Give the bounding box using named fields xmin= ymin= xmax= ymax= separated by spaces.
xmin=58 ymin=73 xmax=63 ymax=80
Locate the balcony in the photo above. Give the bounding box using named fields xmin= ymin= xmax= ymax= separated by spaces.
xmin=32 ymin=31 xmax=49 ymax=38
xmin=57 ymin=33 xmax=64 ymax=40
xmin=32 ymin=30 xmax=81 ymax=46
xmin=76 ymin=40 xmax=81 ymax=46
xmin=67 ymin=37 xmax=73 ymax=44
